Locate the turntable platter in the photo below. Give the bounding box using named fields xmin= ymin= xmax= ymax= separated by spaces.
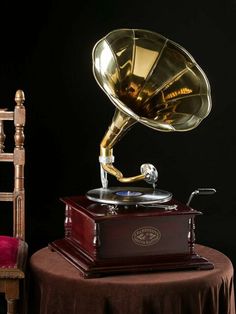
xmin=86 ymin=187 xmax=172 ymax=205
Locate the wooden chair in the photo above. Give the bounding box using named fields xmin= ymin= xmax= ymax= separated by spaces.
xmin=0 ymin=90 xmax=27 ymax=314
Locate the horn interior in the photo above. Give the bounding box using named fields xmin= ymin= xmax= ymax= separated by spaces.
xmin=93 ymin=29 xmax=212 ymax=132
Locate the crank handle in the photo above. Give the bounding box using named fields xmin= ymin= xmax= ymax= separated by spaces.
xmin=187 ymin=188 xmax=216 ymax=206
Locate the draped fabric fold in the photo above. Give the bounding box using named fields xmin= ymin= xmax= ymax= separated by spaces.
xmin=30 ymin=245 xmax=235 ymax=314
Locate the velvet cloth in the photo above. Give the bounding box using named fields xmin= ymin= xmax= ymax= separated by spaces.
xmin=30 ymin=245 xmax=235 ymax=314
xmin=0 ymin=235 xmax=20 ymax=268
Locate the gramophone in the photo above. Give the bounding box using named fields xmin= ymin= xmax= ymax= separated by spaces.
xmin=49 ymin=29 xmax=215 ymax=278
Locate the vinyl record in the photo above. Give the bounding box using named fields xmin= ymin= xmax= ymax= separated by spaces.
xmin=86 ymin=187 xmax=172 ymax=205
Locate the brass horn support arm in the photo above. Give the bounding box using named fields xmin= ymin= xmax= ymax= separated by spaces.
xmin=102 ymin=163 xmax=145 ymax=183
xmin=99 ymin=109 xmax=147 ymax=188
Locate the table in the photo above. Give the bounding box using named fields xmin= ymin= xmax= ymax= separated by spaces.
xmin=29 ymin=245 xmax=235 ymax=314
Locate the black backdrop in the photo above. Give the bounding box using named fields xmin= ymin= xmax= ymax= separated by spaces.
xmin=0 ymin=0 xmax=236 ymax=268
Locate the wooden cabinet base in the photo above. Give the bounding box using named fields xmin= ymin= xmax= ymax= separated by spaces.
xmin=49 ymin=196 xmax=214 ymax=278
xmin=49 ymin=238 xmax=213 ymax=278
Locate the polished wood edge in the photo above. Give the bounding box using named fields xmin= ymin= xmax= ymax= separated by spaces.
xmin=0 ymin=268 xmax=24 ymax=279
xmin=0 ymin=111 xmax=14 ymax=120
xmin=0 ymin=153 xmax=14 ymax=162
xmin=0 ymin=192 xmax=14 ymax=201
xmin=61 ymin=196 xmax=202 ymax=221
xmin=49 ymin=239 xmax=214 ymax=278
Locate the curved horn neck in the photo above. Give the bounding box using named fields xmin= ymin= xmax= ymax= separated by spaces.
xmin=100 ymin=109 xmax=136 ymax=156
xmin=100 ymin=109 xmax=145 ymax=185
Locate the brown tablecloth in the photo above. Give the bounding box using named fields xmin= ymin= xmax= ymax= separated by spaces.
xmin=30 ymin=245 xmax=235 ymax=314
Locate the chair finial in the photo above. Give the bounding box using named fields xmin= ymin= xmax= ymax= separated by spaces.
xmin=15 ymin=90 xmax=25 ymax=106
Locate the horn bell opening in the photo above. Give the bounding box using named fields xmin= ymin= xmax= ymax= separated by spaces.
xmin=92 ymin=28 xmax=212 ymax=132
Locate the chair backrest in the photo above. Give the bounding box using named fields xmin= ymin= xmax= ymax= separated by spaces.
xmin=0 ymin=90 xmax=25 ymax=240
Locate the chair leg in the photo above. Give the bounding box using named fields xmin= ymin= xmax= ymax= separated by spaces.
xmin=5 ymin=280 xmax=19 ymax=314
xmin=19 ymin=278 xmax=27 ymax=314
xmin=6 ymin=298 xmax=17 ymax=314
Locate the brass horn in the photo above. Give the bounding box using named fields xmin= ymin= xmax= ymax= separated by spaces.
xmin=92 ymin=29 xmax=212 ymax=188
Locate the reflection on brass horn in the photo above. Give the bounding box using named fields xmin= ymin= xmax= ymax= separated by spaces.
xmin=92 ymin=29 xmax=212 ymax=188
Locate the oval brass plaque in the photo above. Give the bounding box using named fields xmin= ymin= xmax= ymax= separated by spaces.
xmin=132 ymin=226 xmax=161 ymax=246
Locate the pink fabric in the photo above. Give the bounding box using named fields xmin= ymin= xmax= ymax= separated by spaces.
xmin=0 ymin=235 xmax=20 ymax=268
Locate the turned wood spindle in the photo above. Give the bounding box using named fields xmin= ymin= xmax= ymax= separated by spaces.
xmin=0 ymin=109 xmax=7 ymax=153
xmin=13 ymin=90 xmax=26 ymax=240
